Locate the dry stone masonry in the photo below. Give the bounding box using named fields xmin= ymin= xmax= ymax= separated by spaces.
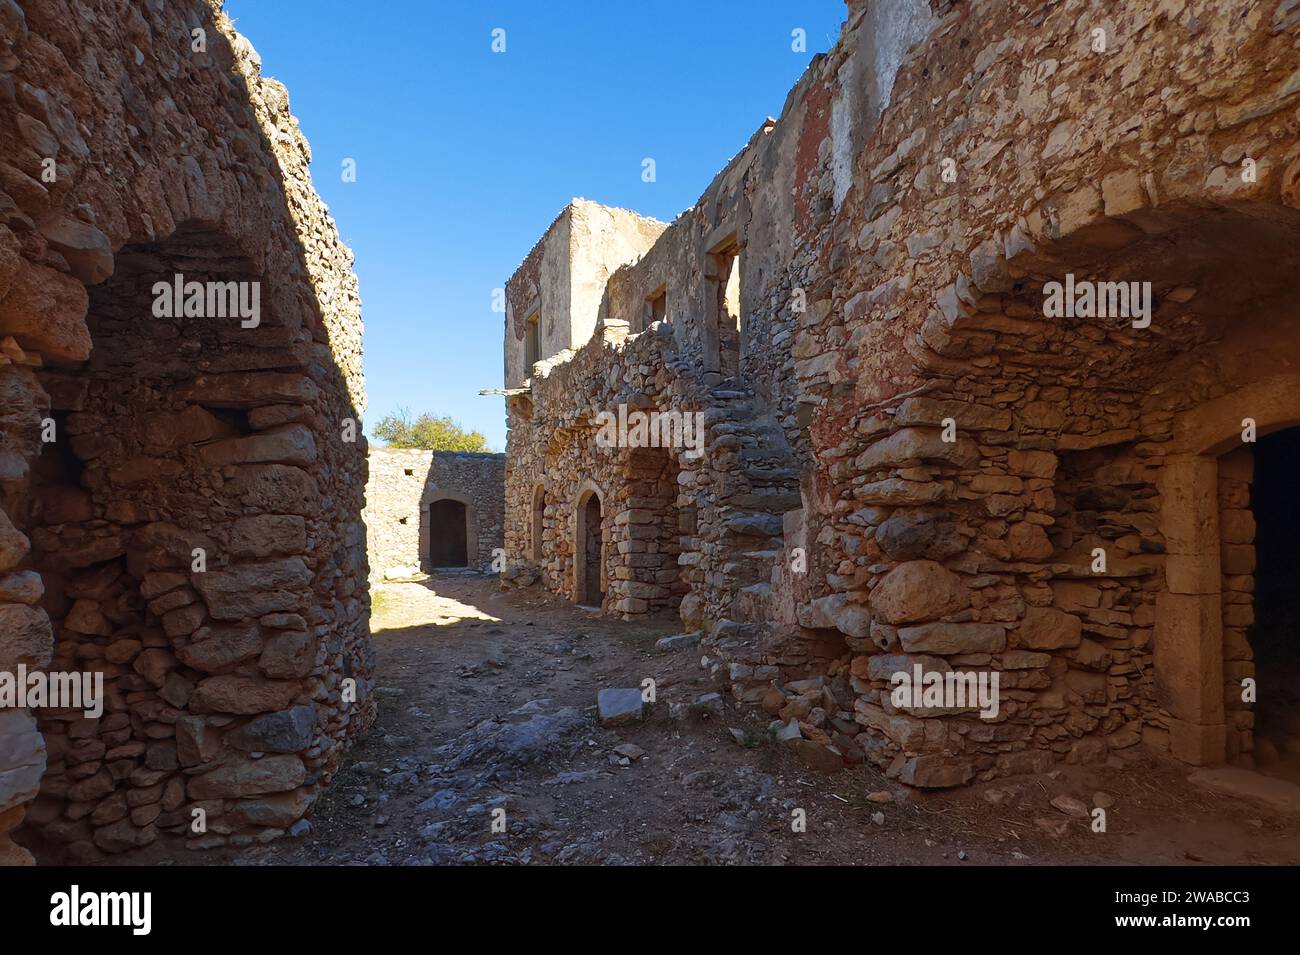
xmin=364 ymin=448 xmax=505 ymax=581
xmin=0 ymin=0 xmax=371 ymax=863
xmin=501 ymin=0 xmax=1300 ymax=790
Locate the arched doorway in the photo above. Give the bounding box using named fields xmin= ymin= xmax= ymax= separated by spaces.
xmin=428 ymin=498 xmax=468 ymax=567
xmin=531 ymin=484 xmax=546 ymax=562
xmin=575 ymin=487 xmax=604 ymax=608
xmin=10 ymin=221 xmax=369 ymax=858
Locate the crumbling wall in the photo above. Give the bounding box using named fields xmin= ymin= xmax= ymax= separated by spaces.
xmin=0 ymin=0 xmax=370 ymax=862
xmin=499 ymin=0 xmax=1300 ymax=787
xmin=789 ymin=0 xmax=1300 ymax=784
xmin=364 ymin=448 xmax=505 ymax=579
xmin=504 ymin=200 xmax=665 ymax=390
xmin=502 ymin=323 xmax=689 ymax=616
xmin=502 ymin=8 xmax=890 ymax=628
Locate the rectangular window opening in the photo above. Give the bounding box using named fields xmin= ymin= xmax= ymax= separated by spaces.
xmin=709 ymin=240 xmax=742 ymax=377
xmin=647 ymin=286 xmax=667 ymax=330
xmin=525 ymin=311 xmax=540 ymax=371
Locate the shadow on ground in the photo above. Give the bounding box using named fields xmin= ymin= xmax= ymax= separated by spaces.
xmin=47 ymin=573 xmax=1300 ymax=866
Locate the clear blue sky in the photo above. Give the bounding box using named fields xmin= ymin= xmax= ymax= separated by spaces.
xmin=224 ymin=1 xmax=846 ymax=451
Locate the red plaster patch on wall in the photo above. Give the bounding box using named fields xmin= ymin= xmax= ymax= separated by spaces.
xmin=793 ymin=76 xmax=833 ymax=243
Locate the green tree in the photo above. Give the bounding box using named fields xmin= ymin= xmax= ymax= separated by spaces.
xmin=372 ymin=408 xmax=489 ymax=452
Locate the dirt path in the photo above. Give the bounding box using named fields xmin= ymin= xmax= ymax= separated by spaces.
xmin=76 ymin=573 xmax=1300 ymax=866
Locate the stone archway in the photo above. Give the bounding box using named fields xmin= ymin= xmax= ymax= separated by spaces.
xmin=420 ymin=490 xmax=477 ymax=571
xmin=4 ymin=220 xmax=370 ymax=861
xmin=606 ymin=446 xmax=684 ymax=617
xmin=830 ymin=191 xmax=1300 ymax=782
xmin=0 ymin=5 xmax=371 ymax=862
xmin=574 ymin=482 xmax=605 ymax=609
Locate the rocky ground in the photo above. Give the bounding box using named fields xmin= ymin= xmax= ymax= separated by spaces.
xmin=66 ymin=573 xmax=1300 ymax=866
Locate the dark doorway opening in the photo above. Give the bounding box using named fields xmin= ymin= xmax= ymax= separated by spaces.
xmin=429 ymin=498 xmax=468 ymax=567
xmin=581 ymin=493 xmax=604 ymax=607
xmin=1248 ymin=427 xmax=1300 ymax=776
xmin=531 ymin=485 xmax=545 ymax=561
xmin=710 ymin=242 xmax=741 ymax=378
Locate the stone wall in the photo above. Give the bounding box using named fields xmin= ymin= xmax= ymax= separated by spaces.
xmin=504 ymin=199 xmax=665 ymax=390
xmin=364 ymin=448 xmax=505 ymax=579
xmin=793 ymin=0 xmax=1300 ymax=784
xmin=500 ymin=0 xmax=1300 ymax=788
xmin=501 ymin=322 xmax=688 ymax=616
xmin=0 ymin=0 xmax=371 ymax=863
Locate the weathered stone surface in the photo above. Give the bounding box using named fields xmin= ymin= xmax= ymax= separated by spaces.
xmin=869 ymin=561 xmax=970 ymax=624
xmin=786 ymin=739 xmax=846 ymax=773
xmin=189 ymin=676 xmax=300 ymax=715
xmin=177 ymin=373 xmax=320 ymax=408
xmin=187 ymin=755 xmax=306 ymax=799
xmin=228 ymin=705 xmax=316 ymax=753
xmin=1007 ymin=522 xmax=1054 ymax=560
xmin=0 ymin=3 xmax=372 ymax=856
xmin=597 ymin=688 xmax=648 ymax=726
xmin=865 ymin=653 xmax=950 ymax=682
xmin=228 ymin=515 xmax=307 ymax=558
xmin=723 ymin=511 xmax=784 ymax=537
xmin=175 ymin=716 xmax=224 ymax=767
xmin=198 ymin=425 xmax=318 ymax=467
xmin=224 ymin=465 xmax=321 ymax=516
xmin=36 ymin=213 xmax=113 ymax=284
xmin=0 ymin=604 xmax=53 ymax=668
xmin=0 ymin=570 xmax=43 ymax=604
xmin=258 ymin=630 xmax=316 ymax=679
xmin=141 ymin=406 xmax=226 ymax=454
xmin=875 ymin=511 xmax=964 ymax=560
xmin=227 ymin=791 xmax=313 ymax=827
xmin=895 ymin=397 xmax=1011 ymax=432
xmin=655 ymin=632 xmax=701 ymax=652
xmin=0 ymin=711 xmax=46 ymax=813
xmin=192 ymin=558 xmax=312 ymax=620
xmin=897 ymin=755 xmax=973 ymax=789
xmin=175 ymin=625 xmax=263 ymax=673
xmin=855 ymin=428 xmax=980 ymax=470
xmin=0 ymin=507 xmax=29 ymax=571
xmin=0 ymin=260 xmax=89 ymax=363
xmin=1018 ymin=607 xmax=1083 ymax=650
xmin=898 ymin=622 xmax=1006 ymax=655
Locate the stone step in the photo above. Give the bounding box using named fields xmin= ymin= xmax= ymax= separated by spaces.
xmin=724 ymin=490 xmax=802 ymax=512
xmin=722 ymin=555 xmax=775 ymax=582
xmin=655 ymin=632 xmax=702 ymax=653
xmin=733 ymin=583 xmax=772 ymax=624
xmin=740 ymin=446 xmax=792 ymax=462
xmin=744 ymin=468 xmax=801 ymax=487
xmin=709 ymin=618 xmax=763 ymax=647
xmin=722 ymin=510 xmax=784 ymax=538
xmin=721 ymin=548 xmax=781 ymax=589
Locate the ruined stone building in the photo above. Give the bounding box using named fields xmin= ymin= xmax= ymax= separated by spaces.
xmin=0 ymin=1 xmax=371 ymax=863
xmin=501 ymin=0 xmax=1300 ymax=788
xmin=365 ymin=448 xmax=505 ymax=582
